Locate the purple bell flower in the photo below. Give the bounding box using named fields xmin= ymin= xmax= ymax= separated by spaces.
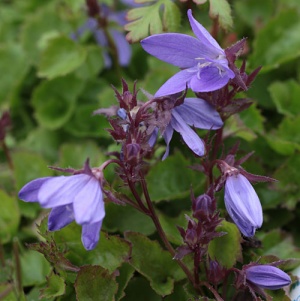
xmin=141 ymin=9 xmax=235 ymax=97
xmin=245 ymin=265 xmax=291 ymax=290
xmin=224 ymin=173 xmax=263 ymax=237
xmin=71 ymin=4 xmax=131 ymax=68
xmin=162 ymin=97 xmax=223 ymax=160
xmin=18 ymin=173 xmax=105 ymax=250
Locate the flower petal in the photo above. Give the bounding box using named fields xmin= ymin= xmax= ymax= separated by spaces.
xmin=190 ymin=66 xmax=232 ymax=92
xmin=37 ymin=175 xmax=93 ymax=208
xmin=141 ymin=33 xmax=203 ymax=68
xmin=245 ymin=265 xmax=291 ymax=290
xmin=225 ymin=174 xmax=263 ymax=237
xmin=81 ymin=220 xmax=103 ymax=250
xmin=110 ymin=29 xmax=132 ymax=66
xmin=171 ymin=110 xmax=205 ymax=157
xmin=155 ymin=69 xmax=195 ymax=97
xmin=162 ymin=123 xmax=174 ymax=160
xmin=73 ymin=177 xmax=105 ymax=224
xmin=187 ymin=9 xmax=223 ymax=55
xmin=48 ymin=205 xmax=74 ymax=231
xmin=173 ymin=98 xmax=223 ymax=129
xmin=93 ymin=29 xmax=112 ymax=68
xmin=18 ymin=177 xmax=52 ymax=202
xmin=148 ymin=127 xmax=159 ymax=148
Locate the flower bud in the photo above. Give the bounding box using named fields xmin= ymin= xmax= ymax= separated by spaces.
xmin=245 ymin=265 xmax=291 ymax=290
xmin=224 ymin=173 xmax=262 ymax=237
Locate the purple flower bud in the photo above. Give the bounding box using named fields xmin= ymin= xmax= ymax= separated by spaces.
xmin=245 ymin=265 xmax=291 ymax=290
xmin=18 ymin=172 xmax=105 ymax=250
xmin=224 ymin=173 xmax=263 ymax=237
xmin=117 ymin=108 xmax=127 ymax=120
xmin=194 ymin=194 xmax=215 ymax=214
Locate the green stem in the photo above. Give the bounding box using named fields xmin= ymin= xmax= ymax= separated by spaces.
xmin=138 ymin=172 xmax=196 ymax=287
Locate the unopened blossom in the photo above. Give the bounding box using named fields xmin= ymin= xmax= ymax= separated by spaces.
xmin=141 ymin=9 xmax=235 ymax=97
xmin=71 ymin=4 xmax=131 ymax=68
xmin=224 ymin=173 xmax=263 ymax=237
xmin=163 ymin=97 xmax=223 ymax=159
xmin=18 ymin=169 xmax=105 ymax=251
xmin=245 ymin=265 xmax=291 ymax=290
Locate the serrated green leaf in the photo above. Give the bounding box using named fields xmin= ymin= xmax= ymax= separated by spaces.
xmin=268 ymin=80 xmax=300 ymax=117
xmin=40 ymin=271 xmax=66 ymax=299
xmin=208 ymin=220 xmax=242 ymax=268
xmin=209 ymin=0 xmax=233 ymax=30
xmin=124 ymin=232 xmax=185 ymax=296
xmin=115 ymin=263 xmax=135 ymax=301
xmin=75 ymin=265 xmax=118 ymax=301
xmin=250 ymin=9 xmax=300 ymax=72
xmin=38 ymin=35 xmax=86 ymax=79
xmin=125 ymin=0 xmax=180 ymax=42
xmin=0 ymin=190 xmax=20 ymax=244
xmin=20 ymin=251 xmax=51 ymax=287
xmin=146 ymin=152 xmax=197 ymax=202
xmin=31 ymin=75 xmax=84 ymax=130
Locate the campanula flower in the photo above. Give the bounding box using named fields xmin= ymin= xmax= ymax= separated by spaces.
xmin=224 ymin=173 xmax=263 ymax=237
xmin=18 ymin=170 xmax=105 ymax=251
xmin=141 ymin=9 xmax=235 ymax=97
xmin=245 ymin=265 xmax=291 ymax=290
xmin=71 ymin=4 xmax=131 ymax=68
xmin=162 ymin=97 xmax=223 ymax=159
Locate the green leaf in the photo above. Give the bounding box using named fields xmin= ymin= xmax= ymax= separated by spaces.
xmin=0 ymin=45 xmax=29 ymax=105
xmin=224 ymin=114 xmax=257 ymax=141
xmin=38 ymin=35 xmax=86 ymax=79
xmin=40 ymin=271 xmax=66 ymax=299
xmin=103 ymin=203 xmax=156 ymax=236
xmin=115 ymin=263 xmax=135 ymax=301
xmin=124 ymin=232 xmax=185 ymax=296
xmin=257 ymin=229 xmax=300 ymax=259
xmin=209 ymin=0 xmax=233 ymax=30
xmin=250 ymin=9 xmax=300 ymax=72
xmin=12 ymin=150 xmax=52 ymax=218
xmin=146 ymin=152 xmax=197 ymax=202
xmin=122 ymin=276 xmax=161 ymax=301
xmin=239 ymin=103 xmax=265 ymax=134
xmin=125 ymin=0 xmax=181 ymax=42
xmin=20 ymin=250 xmax=51 ymax=286
xmin=269 ymin=80 xmax=300 ymax=117
xmin=158 ymin=211 xmax=187 ymax=245
xmin=75 ymin=265 xmax=118 ymax=301
xmin=273 ymin=154 xmax=300 ymax=209
xmin=0 ymin=190 xmax=20 ymax=244
xmin=208 ymin=220 xmax=242 ymax=268
xmin=64 ymin=104 xmax=110 ymax=138
xmin=31 ymin=75 xmax=84 ymax=130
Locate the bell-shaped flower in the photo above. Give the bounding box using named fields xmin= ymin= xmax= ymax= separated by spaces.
xmin=162 ymin=97 xmax=223 ymax=160
xmin=224 ymin=173 xmax=263 ymax=237
xmin=245 ymin=265 xmax=291 ymax=290
xmin=18 ymin=172 xmax=105 ymax=251
xmin=141 ymin=9 xmax=235 ymax=97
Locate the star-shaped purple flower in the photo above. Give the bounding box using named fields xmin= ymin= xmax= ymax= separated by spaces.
xmin=141 ymin=9 xmax=235 ymax=97
xmin=71 ymin=4 xmax=131 ymax=68
xmin=18 ymin=167 xmax=105 ymax=251
xmin=163 ymin=97 xmax=223 ymax=160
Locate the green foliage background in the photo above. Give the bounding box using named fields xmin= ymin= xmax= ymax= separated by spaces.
xmin=1 ymin=0 xmax=300 ymax=300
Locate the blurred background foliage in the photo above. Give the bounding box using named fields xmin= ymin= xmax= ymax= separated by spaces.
xmin=1 ymin=0 xmax=300 ymax=300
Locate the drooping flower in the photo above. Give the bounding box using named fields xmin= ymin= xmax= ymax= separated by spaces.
xmin=224 ymin=173 xmax=263 ymax=237
xmin=245 ymin=265 xmax=291 ymax=290
xmin=140 ymin=9 xmax=235 ymax=97
xmin=162 ymin=97 xmax=223 ymax=160
xmin=18 ymin=164 xmax=105 ymax=251
xmin=71 ymin=4 xmax=131 ymax=68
